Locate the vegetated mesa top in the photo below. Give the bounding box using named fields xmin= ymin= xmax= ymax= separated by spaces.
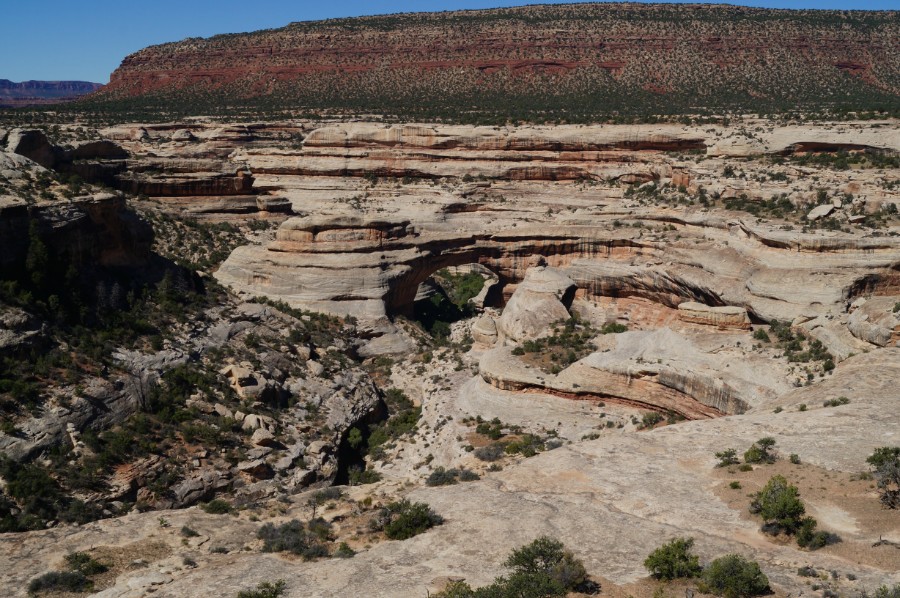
xmin=87 ymin=2 xmax=900 ymax=121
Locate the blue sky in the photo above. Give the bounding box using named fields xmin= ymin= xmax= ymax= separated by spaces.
xmin=2 ymin=0 xmax=897 ymax=83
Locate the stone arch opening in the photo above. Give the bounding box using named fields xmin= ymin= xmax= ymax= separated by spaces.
xmin=403 ymin=260 xmax=504 ymax=337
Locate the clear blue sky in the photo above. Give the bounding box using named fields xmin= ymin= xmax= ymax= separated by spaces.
xmin=2 ymin=0 xmax=896 ymax=83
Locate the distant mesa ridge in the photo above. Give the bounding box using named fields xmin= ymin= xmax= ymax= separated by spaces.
xmin=0 ymin=80 xmax=103 ymax=106
xmin=88 ymin=2 xmax=900 ymax=117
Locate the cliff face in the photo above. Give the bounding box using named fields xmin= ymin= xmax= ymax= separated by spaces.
xmin=94 ymin=3 xmax=900 ymax=116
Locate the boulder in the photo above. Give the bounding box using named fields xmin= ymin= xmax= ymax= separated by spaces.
xmin=241 ymin=413 xmax=276 ymax=432
xmin=307 ymin=360 xmax=325 ymax=377
xmin=170 ymin=469 xmax=230 ymax=506
xmin=171 ymin=129 xmax=197 ymax=142
xmin=213 ymin=403 xmax=233 ymax=419
xmin=472 ymin=315 xmax=499 ymax=345
xmin=848 ymin=297 xmax=900 ymax=347
xmin=236 ymin=459 xmax=273 ymax=479
xmin=250 ymin=427 xmax=279 ymax=447
xmin=807 ymin=204 xmax=835 ymax=221
xmin=497 ymin=266 xmax=575 ymax=342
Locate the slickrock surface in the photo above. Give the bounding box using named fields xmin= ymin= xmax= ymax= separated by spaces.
xmin=2 ymin=350 xmax=897 ymax=598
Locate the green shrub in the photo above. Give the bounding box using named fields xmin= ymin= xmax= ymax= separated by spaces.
xmin=237 ymin=580 xmax=286 ymax=598
xmin=348 ymin=465 xmax=382 ymax=486
xmin=643 ymin=537 xmax=702 ymax=580
xmin=459 ymin=469 xmax=480 ymax=482
xmin=257 ymin=520 xmax=328 ymax=560
xmin=426 ymin=467 xmax=480 ymax=486
xmin=28 ymin=571 xmax=92 ymax=593
xmin=600 ymin=322 xmax=628 ymax=334
xmin=752 ymin=329 xmax=770 ymax=343
xmin=64 ymin=551 xmax=108 ymax=575
xmin=640 ymin=412 xmax=664 ymax=429
xmin=867 ymin=447 xmax=900 ymax=509
xmin=860 ymin=585 xmax=900 ymax=598
xmin=474 ymin=444 xmax=505 ymax=462
xmin=823 ymin=397 xmax=850 ymax=407
xmin=699 ymin=554 xmax=770 ymax=598
xmin=504 ymin=536 xmax=588 ymax=592
xmin=435 ymin=537 xmax=592 ymax=597
xmin=790 ymin=454 xmax=801 ymax=465
xmin=743 ymin=437 xmax=777 ymax=464
xmin=312 ymin=487 xmax=343 ymax=504
xmin=382 ymin=499 xmax=443 ymax=540
xmin=795 ymin=517 xmax=836 ymax=550
xmin=202 ymin=499 xmax=232 ymax=514
xmin=426 ymin=467 xmax=459 ymax=486
xmin=504 ymin=434 xmax=545 ymax=457
xmin=334 ymin=542 xmax=356 ymax=558
xmin=180 ymin=525 xmax=200 ymax=538
xmin=749 ymin=475 xmax=806 ymax=534
xmin=730 ymin=481 xmax=742 ymax=490
xmin=715 ymin=448 xmax=739 ymax=468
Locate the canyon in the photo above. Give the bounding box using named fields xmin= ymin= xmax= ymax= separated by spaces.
xmin=1 ymin=112 xmax=898 ymax=597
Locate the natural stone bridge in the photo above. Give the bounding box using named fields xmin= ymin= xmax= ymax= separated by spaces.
xmin=216 ymin=212 xmax=900 ymax=329
xmin=215 ymin=215 xmax=732 ymax=322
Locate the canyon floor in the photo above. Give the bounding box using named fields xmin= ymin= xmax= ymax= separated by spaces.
xmin=0 ymin=117 xmax=898 ymax=598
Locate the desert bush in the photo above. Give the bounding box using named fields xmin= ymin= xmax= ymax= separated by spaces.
xmin=180 ymin=525 xmax=200 ymax=538
xmin=822 ymin=397 xmax=850 ymax=408
xmin=459 ymin=469 xmax=480 ymax=482
xmin=202 ymin=499 xmax=233 ymax=514
xmin=715 ymin=448 xmax=739 ymax=467
xmin=750 ymin=475 xmax=806 ymax=534
xmin=504 ymin=434 xmax=545 ymax=457
xmin=348 ymin=465 xmax=382 ymax=486
xmin=334 ymin=542 xmax=356 ymax=558
xmin=381 ymin=499 xmax=444 ymax=540
xmin=427 ymin=467 xmax=460 ymax=486
xmin=426 ymin=467 xmax=480 ymax=486
xmin=474 ymin=444 xmax=505 ymax=462
xmin=643 ymin=537 xmax=702 ymax=580
xmin=434 ymin=536 xmax=592 ymax=597
xmin=752 ymin=329 xmax=770 ymax=342
xmin=28 ymin=571 xmax=92 ymax=593
xmin=744 ymin=437 xmax=777 ymax=464
xmin=867 ymin=447 xmax=900 ymax=509
xmin=795 ymin=517 xmax=837 ymax=550
xmin=257 ymin=520 xmax=327 ymax=560
xmin=64 ymin=551 xmax=108 ymax=575
xmin=859 ymin=585 xmax=900 ymax=598
xmin=504 ymin=536 xmax=589 ymax=592
xmin=699 ymin=554 xmax=770 ymax=598
xmin=237 ymin=580 xmax=286 ymax=598
xmin=640 ymin=412 xmax=664 ymax=429
xmin=312 ymin=487 xmax=343 ymax=504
